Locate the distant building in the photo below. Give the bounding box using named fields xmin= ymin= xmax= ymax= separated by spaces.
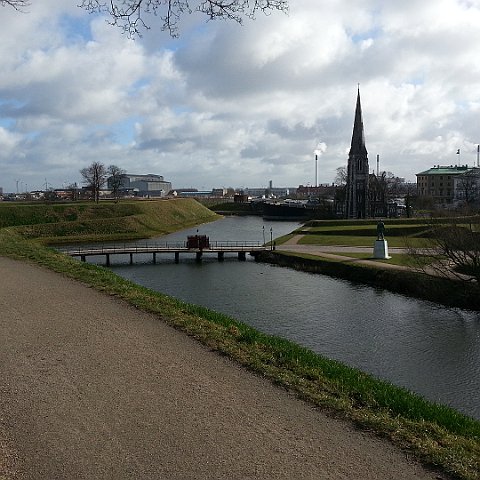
xmin=243 ymin=186 xmax=294 ymax=198
xmin=175 ymin=190 xmax=212 ymax=198
xmin=297 ymin=184 xmax=336 ymax=198
xmin=212 ymin=188 xmax=228 ymax=197
xmin=453 ymin=167 xmax=480 ymax=205
xmin=108 ymin=173 xmax=172 ymax=198
xmin=416 ymin=165 xmax=472 ymax=205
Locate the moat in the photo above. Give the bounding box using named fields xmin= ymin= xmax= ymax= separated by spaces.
xmin=86 ymin=216 xmax=479 ymax=420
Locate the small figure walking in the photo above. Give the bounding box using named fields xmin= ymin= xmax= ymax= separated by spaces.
xmin=376 ymin=220 xmax=385 ymax=241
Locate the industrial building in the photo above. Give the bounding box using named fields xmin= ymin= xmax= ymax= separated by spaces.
xmin=108 ymin=174 xmax=172 ymax=198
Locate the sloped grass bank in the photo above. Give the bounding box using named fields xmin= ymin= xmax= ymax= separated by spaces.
xmin=0 ymin=232 xmax=478 ymax=480
xmin=0 ymin=199 xmax=219 ymax=244
xmin=260 ymin=250 xmax=480 ymax=311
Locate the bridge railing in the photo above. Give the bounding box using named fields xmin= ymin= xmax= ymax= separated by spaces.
xmin=59 ymin=240 xmax=266 ymax=255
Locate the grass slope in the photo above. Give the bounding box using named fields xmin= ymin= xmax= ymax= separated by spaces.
xmin=0 ymin=199 xmax=219 ymax=244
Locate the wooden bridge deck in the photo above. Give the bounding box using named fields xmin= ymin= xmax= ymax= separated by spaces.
xmin=61 ymin=242 xmax=269 ymax=265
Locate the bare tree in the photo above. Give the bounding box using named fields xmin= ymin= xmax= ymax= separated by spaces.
xmin=79 ymin=0 xmax=288 ymax=37
xmin=107 ymin=164 xmax=126 ymax=202
xmin=456 ymin=169 xmax=480 ymax=207
xmin=0 ymin=1 xmax=30 ymax=9
xmin=403 ymin=182 xmax=416 ymax=218
xmin=334 ymin=166 xmax=347 ymax=186
xmin=80 ymin=162 xmax=107 ymax=203
xmin=408 ymin=216 xmax=480 ymax=285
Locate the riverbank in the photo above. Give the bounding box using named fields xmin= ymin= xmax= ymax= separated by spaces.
xmin=258 ymin=248 xmax=480 ymax=311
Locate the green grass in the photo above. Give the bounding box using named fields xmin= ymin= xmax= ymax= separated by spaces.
xmin=270 ymin=233 xmax=296 ymax=245
xmin=0 ymin=199 xmax=220 ymax=244
xmin=295 ymin=217 xmax=436 ymax=248
xmin=1 ymin=208 xmax=479 ymax=479
xmin=326 ymin=252 xmax=438 ymax=267
xmin=303 ymin=224 xmax=430 ymax=236
xmin=297 ymin=233 xmax=429 ymax=248
xmin=326 ymin=252 xmax=409 ymax=266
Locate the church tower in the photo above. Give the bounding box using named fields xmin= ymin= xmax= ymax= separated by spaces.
xmin=345 ymin=87 xmax=369 ymax=218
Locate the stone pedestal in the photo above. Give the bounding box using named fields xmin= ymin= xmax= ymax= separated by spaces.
xmin=373 ymin=239 xmax=391 ymax=259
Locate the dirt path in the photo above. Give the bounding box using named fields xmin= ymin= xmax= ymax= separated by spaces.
xmin=277 ymin=234 xmax=415 ymax=271
xmin=0 ymin=257 xmax=445 ymax=479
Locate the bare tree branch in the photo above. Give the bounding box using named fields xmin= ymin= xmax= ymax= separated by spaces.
xmin=0 ymin=0 xmax=30 ymax=11
xmin=79 ymin=0 xmax=288 ymax=37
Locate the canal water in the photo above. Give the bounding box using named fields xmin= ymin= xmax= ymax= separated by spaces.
xmin=92 ymin=216 xmax=479 ymax=420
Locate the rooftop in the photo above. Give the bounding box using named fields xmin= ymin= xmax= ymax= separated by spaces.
xmin=416 ymin=165 xmax=472 ymax=176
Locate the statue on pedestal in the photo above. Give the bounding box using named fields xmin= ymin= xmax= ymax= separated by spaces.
xmin=374 ymin=220 xmax=390 ymax=259
xmin=376 ymin=220 xmax=385 ymax=240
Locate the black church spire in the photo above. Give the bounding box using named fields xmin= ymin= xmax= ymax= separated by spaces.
xmin=349 ymin=87 xmax=367 ymax=157
xmin=345 ymin=87 xmax=369 ymax=218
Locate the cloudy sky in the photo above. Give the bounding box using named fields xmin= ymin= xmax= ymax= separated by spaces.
xmin=1 ymin=0 xmax=480 ymax=193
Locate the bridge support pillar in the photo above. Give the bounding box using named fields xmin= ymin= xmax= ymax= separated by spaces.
xmin=129 ymin=253 xmax=133 ymax=265
xmin=80 ymin=255 xmax=86 ymax=262
xmin=153 ymin=252 xmax=157 ymax=265
xmin=238 ymin=251 xmax=246 ymax=261
xmin=218 ymin=252 xmax=224 ymax=262
xmin=105 ymin=254 xmax=110 ymax=267
xmin=175 ymin=252 xmax=180 ymax=264
xmin=196 ymin=252 xmax=203 ymax=263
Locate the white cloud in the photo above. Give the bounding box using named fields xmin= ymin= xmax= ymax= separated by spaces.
xmin=0 ymin=0 xmax=480 ymax=193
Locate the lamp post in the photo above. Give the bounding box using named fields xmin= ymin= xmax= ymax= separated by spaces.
xmin=270 ymin=227 xmax=273 ymax=251
xmin=262 ymin=225 xmax=265 ymax=245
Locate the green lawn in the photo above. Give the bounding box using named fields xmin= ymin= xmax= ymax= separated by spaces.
xmin=297 ymin=233 xmax=430 ymax=248
xmin=327 ymin=252 xmax=437 ymax=267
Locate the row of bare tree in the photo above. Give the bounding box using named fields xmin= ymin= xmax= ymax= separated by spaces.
xmin=2 ymin=0 xmax=288 ymax=37
xmin=80 ymin=162 xmax=125 ymax=203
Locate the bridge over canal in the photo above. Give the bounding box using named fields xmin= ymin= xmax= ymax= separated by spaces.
xmin=61 ymin=240 xmax=270 ymax=266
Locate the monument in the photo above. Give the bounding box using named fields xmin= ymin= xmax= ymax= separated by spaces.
xmin=373 ymin=220 xmax=391 ymax=259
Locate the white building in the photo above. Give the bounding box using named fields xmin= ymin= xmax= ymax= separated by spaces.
xmin=108 ymin=173 xmax=172 ymax=197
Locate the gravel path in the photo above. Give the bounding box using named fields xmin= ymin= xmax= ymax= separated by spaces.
xmin=0 ymin=256 xmax=445 ymax=479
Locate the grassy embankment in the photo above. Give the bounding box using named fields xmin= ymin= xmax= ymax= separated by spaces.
xmin=0 ymin=202 xmax=479 ymax=480
xmin=266 ymin=218 xmax=480 ymax=310
xmin=0 ymin=199 xmax=220 ymax=244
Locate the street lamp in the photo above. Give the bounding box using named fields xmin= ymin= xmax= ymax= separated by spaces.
xmin=262 ymin=225 xmax=265 ymax=245
xmin=270 ymin=227 xmax=273 ymax=251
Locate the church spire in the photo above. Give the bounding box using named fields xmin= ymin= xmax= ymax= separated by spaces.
xmin=349 ymin=86 xmax=367 ymax=156
xmin=345 ymin=86 xmax=369 ymax=218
